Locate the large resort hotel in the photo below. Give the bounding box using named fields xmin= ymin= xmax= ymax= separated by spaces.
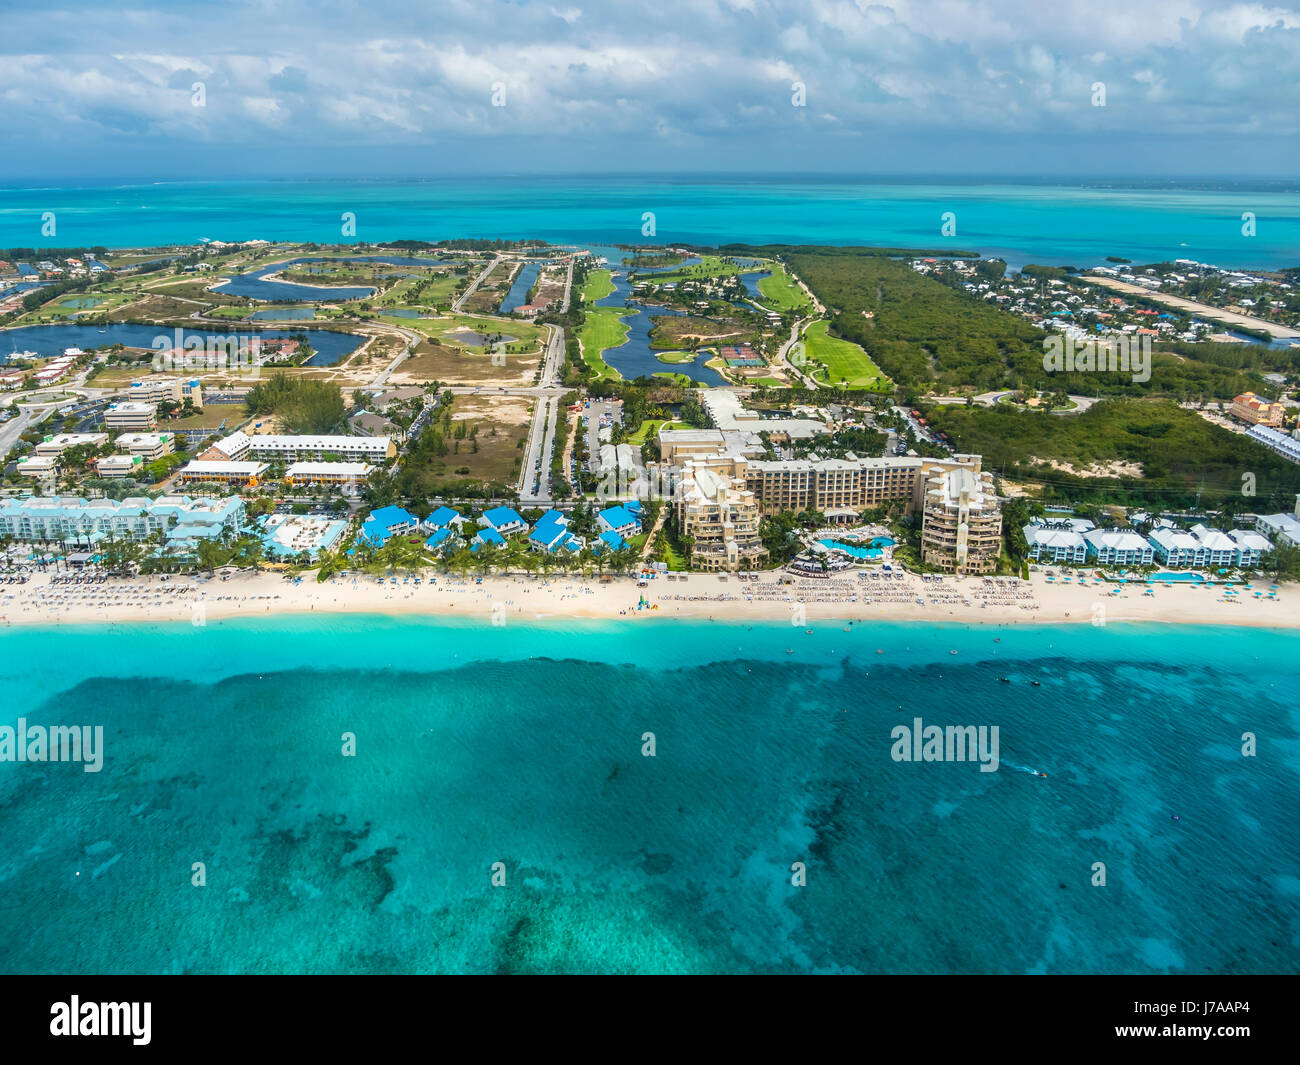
xmin=656 ymin=427 xmax=1003 ymax=573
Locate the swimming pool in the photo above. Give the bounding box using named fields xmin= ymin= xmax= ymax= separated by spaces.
xmin=819 ymin=536 xmax=895 ymax=559
xmin=1114 ymin=572 xmax=1232 ymax=584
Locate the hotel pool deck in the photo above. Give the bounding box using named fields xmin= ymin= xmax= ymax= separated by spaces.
xmin=819 ymin=536 xmax=896 ymax=559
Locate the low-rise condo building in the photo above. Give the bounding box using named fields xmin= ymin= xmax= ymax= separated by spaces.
xmin=0 ymin=494 xmax=244 ymax=543
xmin=422 ymin=506 xmax=465 ymax=532
xmin=284 ymin=461 xmax=372 ymax=489
xmin=701 ymin=391 xmax=828 ymax=440
xmin=1256 ymin=495 xmax=1300 ymax=548
xmin=1084 ymin=529 xmax=1155 ymax=566
xmin=1229 ymin=529 xmax=1272 ymax=567
xmin=597 ymin=502 xmax=643 ymax=539
xmin=1023 ymin=521 xmax=1089 ymax=563
xmin=95 ymin=455 xmax=142 ymax=478
xmin=1189 ymin=523 xmax=1239 ymax=567
xmin=103 ymin=402 xmax=158 ymax=431
xmin=126 ymin=377 xmax=204 ymax=409
xmin=1245 ymin=424 xmax=1300 ymax=465
xmin=246 ymin=434 xmax=394 ymax=463
xmin=203 ymin=431 xmax=393 ymax=464
xmin=1230 ymin=392 xmax=1285 ymax=427
xmin=16 ymin=455 xmax=58 ymax=478
xmin=1149 ymin=526 xmax=1203 ymax=567
xmin=33 ymin=433 xmax=108 ymax=457
xmin=114 ymin=432 xmax=175 ymax=461
xmin=177 ymin=460 xmax=268 ymax=486
xmin=479 ymin=506 xmax=527 ymax=536
xmin=201 ymin=430 xmax=252 ymax=461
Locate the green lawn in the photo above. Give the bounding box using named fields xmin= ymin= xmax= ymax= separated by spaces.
xmin=658 ymin=538 xmax=688 ymax=571
xmin=753 ymin=376 xmax=785 ymax=388
xmin=756 ymin=266 xmax=810 ymax=312
xmin=627 ymin=418 xmax=685 ymax=444
xmin=400 ymin=313 xmax=545 ymax=354
xmin=631 ymin=254 xmax=757 ymax=286
xmin=578 ymin=306 xmax=631 ymax=381
xmin=651 ymin=372 xmax=692 ymax=385
xmin=802 ymin=319 xmax=891 ymax=391
xmin=579 ymin=268 xmax=615 ymax=303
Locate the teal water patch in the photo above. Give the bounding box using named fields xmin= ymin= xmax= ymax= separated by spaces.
xmin=0 ymin=618 xmax=1296 ymax=973
xmin=2 ymin=179 xmax=1299 ymax=269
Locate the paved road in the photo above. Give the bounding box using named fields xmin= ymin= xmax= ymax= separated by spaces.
xmin=453 ymin=254 xmax=504 ymax=313
xmin=0 ymin=405 xmax=52 ymax=459
xmin=790 ymin=267 xmax=825 ymax=314
xmin=514 ymin=324 xmax=570 ymax=503
xmin=517 ymin=394 xmax=551 ymax=501
xmin=367 ymin=324 xmax=425 ymax=387
xmin=777 ymin=317 xmax=820 ymax=388
xmin=560 ymin=257 xmax=575 ymax=313
xmin=536 ymin=395 xmax=560 ymax=499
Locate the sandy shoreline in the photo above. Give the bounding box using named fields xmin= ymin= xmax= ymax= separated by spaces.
xmin=1 ymin=569 xmax=1295 ymax=630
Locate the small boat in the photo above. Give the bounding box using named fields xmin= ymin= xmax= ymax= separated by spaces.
xmin=1030 ymin=680 xmax=1042 ymax=687
xmin=999 ymin=677 xmax=1010 ymax=683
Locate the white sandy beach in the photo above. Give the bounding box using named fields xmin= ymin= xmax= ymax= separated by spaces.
xmin=1 ymin=569 xmax=1295 ymax=630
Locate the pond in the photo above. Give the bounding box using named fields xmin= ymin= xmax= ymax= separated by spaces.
xmin=499 ymin=261 xmax=542 ymax=313
xmin=250 ymin=307 xmax=317 ymax=321
xmin=214 ymin=254 xmax=449 ymax=303
xmin=579 ymin=245 xmax=727 ymax=385
xmin=0 ymin=323 xmax=364 ymax=367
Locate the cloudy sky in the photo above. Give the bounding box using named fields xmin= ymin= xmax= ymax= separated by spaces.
xmin=3 ymin=0 xmax=1298 ymax=182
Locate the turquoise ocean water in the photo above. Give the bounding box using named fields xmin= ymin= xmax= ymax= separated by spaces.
xmin=1 ymin=177 xmax=1297 ymax=269
xmin=0 ymin=616 xmax=1296 ymax=974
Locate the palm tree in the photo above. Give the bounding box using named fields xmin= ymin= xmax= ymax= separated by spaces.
xmin=502 ymin=539 xmax=529 ymax=576
xmin=449 ymin=545 xmax=476 ymax=577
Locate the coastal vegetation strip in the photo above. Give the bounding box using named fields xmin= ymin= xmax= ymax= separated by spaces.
xmin=629 ymin=254 xmax=760 ymax=287
xmin=927 ymin=397 xmax=1300 ymax=509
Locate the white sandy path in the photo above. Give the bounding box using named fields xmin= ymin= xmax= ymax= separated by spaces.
xmin=1 ymin=570 xmax=1295 ymax=631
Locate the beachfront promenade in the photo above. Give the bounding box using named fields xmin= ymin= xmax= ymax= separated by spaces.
xmin=1 ymin=567 xmax=1291 ymax=629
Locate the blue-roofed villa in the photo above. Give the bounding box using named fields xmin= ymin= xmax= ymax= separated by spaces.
xmin=424 ymin=527 xmax=457 ymax=552
xmin=424 ymin=505 xmax=465 ymax=532
xmin=597 ymin=503 xmax=642 ymax=539
xmin=529 ymin=509 xmax=580 ymax=553
xmin=597 ymin=528 xmax=629 ymax=553
xmin=479 ymin=506 xmax=527 ymax=535
xmin=360 ymin=505 xmax=421 ymax=548
xmin=471 ymin=526 xmax=507 ymax=551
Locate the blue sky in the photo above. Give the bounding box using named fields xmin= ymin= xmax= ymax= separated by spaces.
xmin=2 ymin=0 xmax=1298 ymax=182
